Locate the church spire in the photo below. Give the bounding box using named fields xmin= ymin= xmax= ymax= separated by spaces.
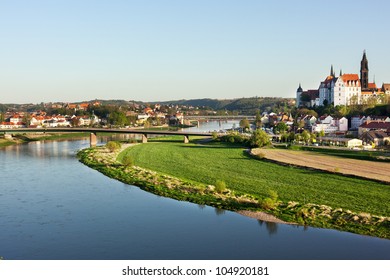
xmin=339 ymin=69 xmax=343 ymax=76
xmin=330 ymin=65 xmax=335 ymax=77
xmin=297 ymin=83 xmax=303 ymax=92
xmin=360 ymin=50 xmax=369 ymax=90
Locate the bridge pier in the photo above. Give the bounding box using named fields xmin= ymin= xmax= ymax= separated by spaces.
xmin=142 ymin=134 xmax=148 ymax=143
xmin=184 ymin=135 xmax=189 ymax=144
xmin=90 ymin=133 xmax=97 ymax=147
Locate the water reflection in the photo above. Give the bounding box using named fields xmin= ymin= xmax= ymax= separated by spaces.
xmin=258 ymin=220 xmax=278 ymax=235
xmin=215 ymin=208 xmax=226 ymax=216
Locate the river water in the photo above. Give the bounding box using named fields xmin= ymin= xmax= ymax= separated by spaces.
xmin=1 ymin=123 xmax=390 ymax=260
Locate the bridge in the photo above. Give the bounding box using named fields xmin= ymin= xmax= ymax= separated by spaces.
xmin=0 ymin=127 xmax=213 ymax=146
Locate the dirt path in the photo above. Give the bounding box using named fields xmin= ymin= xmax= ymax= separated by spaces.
xmin=238 ymin=210 xmax=295 ymax=224
xmin=252 ymin=149 xmax=390 ymax=183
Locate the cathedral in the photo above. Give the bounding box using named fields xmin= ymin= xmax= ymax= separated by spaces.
xmin=296 ymin=51 xmax=387 ymax=107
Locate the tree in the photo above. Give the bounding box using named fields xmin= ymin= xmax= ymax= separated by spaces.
xmin=250 ymin=129 xmax=270 ymax=147
xmin=275 ymin=122 xmax=288 ymax=134
xmin=301 ymin=130 xmax=311 ymax=144
xmin=108 ymin=111 xmax=129 ymax=127
xmin=255 ymin=111 xmax=262 ymax=129
xmin=288 ymin=132 xmax=295 ymax=142
xmin=239 ymin=118 xmax=250 ymax=131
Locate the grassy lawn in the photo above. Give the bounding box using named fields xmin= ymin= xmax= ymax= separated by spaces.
xmin=119 ymin=139 xmax=390 ymax=217
xmin=0 ymin=139 xmax=16 ymax=148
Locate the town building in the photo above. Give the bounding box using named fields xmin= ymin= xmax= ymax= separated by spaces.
xmin=297 ymin=51 xmax=388 ymax=107
xmin=311 ymin=115 xmax=348 ymax=134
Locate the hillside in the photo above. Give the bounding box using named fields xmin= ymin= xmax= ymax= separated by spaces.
xmin=158 ymin=97 xmax=294 ymax=114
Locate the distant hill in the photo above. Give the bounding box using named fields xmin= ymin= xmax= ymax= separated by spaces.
xmin=157 ymin=97 xmax=294 ymax=114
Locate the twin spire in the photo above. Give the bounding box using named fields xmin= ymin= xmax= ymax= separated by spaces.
xmin=330 ymin=65 xmax=343 ymax=77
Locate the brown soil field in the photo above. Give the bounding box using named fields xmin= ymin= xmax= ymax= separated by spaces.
xmin=252 ymin=148 xmax=390 ymax=183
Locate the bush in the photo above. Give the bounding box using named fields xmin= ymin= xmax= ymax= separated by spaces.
xmin=122 ymin=155 xmax=134 ymax=167
xmin=250 ymin=129 xmax=270 ymax=148
xmin=259 ymin=190 xmax=279 ymax=210
xmin=214 ymin=180 xmax=227 ymax=193
xmin=106 ymin=141 xmax=121 ymax=152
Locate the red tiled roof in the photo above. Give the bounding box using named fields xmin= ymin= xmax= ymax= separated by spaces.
xmin=341 ymin=74 xmax=359 ymax=81
xmin=360 ymin=121 xmax=390 ymax=129
xmin=368 ymin=83 xmax=377 ymax=89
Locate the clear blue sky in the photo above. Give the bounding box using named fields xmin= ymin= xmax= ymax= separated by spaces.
xmin=1 ymin=0 xmax=389 ymax=103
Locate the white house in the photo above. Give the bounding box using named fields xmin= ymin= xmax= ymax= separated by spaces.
xmin=311 ymin=116 xmax=348 ymax=134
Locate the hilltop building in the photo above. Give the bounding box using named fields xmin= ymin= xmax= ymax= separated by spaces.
xmin=297 ymin=51 xmax=388 ymax=107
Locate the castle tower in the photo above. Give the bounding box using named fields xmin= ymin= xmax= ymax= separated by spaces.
xmin=296 ymin=83 xmax=303 ymax=107
xmin=360 ymin=50 xmax=369 ymax=90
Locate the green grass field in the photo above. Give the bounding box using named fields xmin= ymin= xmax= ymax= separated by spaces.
xmin=119 ymin=139 xmax=390 ymax=217
xmin=0 ymin=139 xmax=15 ymax=148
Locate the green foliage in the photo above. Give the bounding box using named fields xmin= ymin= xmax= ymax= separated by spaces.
xmin=250 ymin=129 xmax=270 ymax=147
xmin=275 ymin=122 xmax=288 ymax=134
xmin=255 ymin=111 xmax=262 ymax=128
xmin=106 ymin=141 xmax=121 ymax=152
xmin=260 ymin=190 xmax=279 ymax=210
xmin=239 ymin=118 xmax=250 ymax=131
xmin=219 ymin=132 xmax=249 ymax=145
xmin=122 ymin=155 xmax=134 ymax=167
xmin=215 ymin=180 xmax=227 ymax=193
xmin=108 ymin=111 xmax=129 ymax=126
xmin=211 ymin=131 xmax=218 ymax=140
xmin=301 ymin=130 xmax=311 ymax=144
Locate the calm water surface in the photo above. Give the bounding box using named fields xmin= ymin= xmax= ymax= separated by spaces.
xmin=0 ymin=133 xmax=389 ymax=260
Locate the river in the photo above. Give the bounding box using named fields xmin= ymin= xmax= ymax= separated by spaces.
xmin=0 ymin=123 xmax=390 ymax=260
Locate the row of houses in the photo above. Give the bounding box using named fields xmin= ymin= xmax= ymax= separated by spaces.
xmin=298 ymin=114 xmax=390 ymax=147
xmin=298 ymin=115 xmax=348 ymax=134
xmin=0 ymin=113 xmax=99 ymax=128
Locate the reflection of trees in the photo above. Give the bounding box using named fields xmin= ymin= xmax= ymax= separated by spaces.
xmin=215 ymin=208 xmax=226 ymax=215
xmin=265 ymin=222 xmax=278 ymax=235
xmin=257 ymin=220 xmax=278 ymax=235
xmin=198 ymin=204 xmax=206 ymax=210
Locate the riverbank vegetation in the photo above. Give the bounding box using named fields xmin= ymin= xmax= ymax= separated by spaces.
xmin=78 ymin=137 xmax=390 ymax=239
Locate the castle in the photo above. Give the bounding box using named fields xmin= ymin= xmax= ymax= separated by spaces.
xmin=296 ymin=51 xmax=389 ymax=107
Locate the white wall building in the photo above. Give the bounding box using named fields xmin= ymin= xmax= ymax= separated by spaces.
xmin=333 ymin=74 xmax=361 ymax=106
xmin=311 ymin=116 xmax=348 ymax=134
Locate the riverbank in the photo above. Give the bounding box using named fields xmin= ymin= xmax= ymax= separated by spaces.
xmin=0 ymin=132 xmax=92 ymax=148
xmin=78 ymin=140 xmax=390 ymax=239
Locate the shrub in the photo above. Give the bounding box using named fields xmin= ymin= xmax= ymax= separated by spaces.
xmin=250 ymin=129 xmax=270 ymax=148
xmin=122 ymin=155 xmax=134 ymax=167
xmin=106 ymin=141 xmax=121 ymax=152
xmin=214 ymin=180 xmax=227 ymax=193
xmin=259 ymin=190 xmax=279 ymax=210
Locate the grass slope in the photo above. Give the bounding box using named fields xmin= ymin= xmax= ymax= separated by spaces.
xmin=119 ymin=140 xmax=390 ymax=217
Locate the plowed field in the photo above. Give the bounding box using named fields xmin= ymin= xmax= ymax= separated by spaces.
xmin=253 ymin=149 xmax=390 ymax=183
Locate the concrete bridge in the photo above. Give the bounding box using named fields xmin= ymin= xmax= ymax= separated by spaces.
xmin=0 ymin=127 xmax=213 ymax=146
